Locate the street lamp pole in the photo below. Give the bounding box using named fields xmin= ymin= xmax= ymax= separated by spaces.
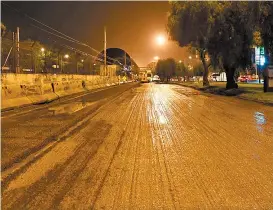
xmin=16 ymin=27 xmax=20 ymax=74
xmin=61 ymin=55 xmax=63 ymax=74
xmin=104 ymin=26 xmax=107 ymax=76
xmin=63 ymin=54 xmax=69 ymax=74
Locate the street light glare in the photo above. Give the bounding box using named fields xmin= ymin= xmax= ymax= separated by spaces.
xmin=154 ymin=56 xmax=159 ymax=61
xmin=41 ymin=48 xmax=45 ymax=52
xmin=179 ymin=60 xmax=182 ymax=63
xmin=156 ymin=35 xmax=166 ymax=46
xmin=64 ymin=54 xmax=69 ymax=58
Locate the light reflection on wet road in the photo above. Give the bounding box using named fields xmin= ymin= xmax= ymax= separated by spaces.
xmin=2 ymin=83 xmax=273 ymax=209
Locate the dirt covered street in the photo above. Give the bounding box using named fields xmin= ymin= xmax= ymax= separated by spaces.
xmin=2 ymin=83 xmax=273 ymax=209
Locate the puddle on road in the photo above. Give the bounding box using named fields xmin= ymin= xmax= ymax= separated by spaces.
xmin=48 ymin=102 xmax=95 ymax=115
xmin=254 ymin=111 xmax=267 ymax=133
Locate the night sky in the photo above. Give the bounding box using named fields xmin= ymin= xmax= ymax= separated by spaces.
xmin=1 ymin=1 xmax=188 ymax=66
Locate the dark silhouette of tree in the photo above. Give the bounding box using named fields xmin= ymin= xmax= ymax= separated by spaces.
xmin=155 ymin=58 xmax=176 ymax=82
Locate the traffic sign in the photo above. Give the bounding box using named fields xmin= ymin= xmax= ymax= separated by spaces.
xmin=260 ymin=47 xmax=265 ymax=55
xmin=255 ymin=46 xmax=265 ymax=66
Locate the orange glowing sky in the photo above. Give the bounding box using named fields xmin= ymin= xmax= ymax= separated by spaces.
xmin=2 ymin=1 xmax=190 ymax=66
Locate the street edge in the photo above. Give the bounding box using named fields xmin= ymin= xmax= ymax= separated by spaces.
xmin=172 ymin=82 xmax=273 ymax=107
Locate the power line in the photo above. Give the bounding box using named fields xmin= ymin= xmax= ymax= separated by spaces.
xmin=2 ymin=2 xmax=122 ymax=65
xmin=1 ymin=2 xmax=79 ymax=44
xmin=30 ymin=24 xmax=83 ymax=45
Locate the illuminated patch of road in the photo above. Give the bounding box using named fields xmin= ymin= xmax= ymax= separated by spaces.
xmin=48 ymin=102 xmax=96 ymax=115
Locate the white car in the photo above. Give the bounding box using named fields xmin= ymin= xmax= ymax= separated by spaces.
xmin=153 ymin=75 xmax=160 ymax=82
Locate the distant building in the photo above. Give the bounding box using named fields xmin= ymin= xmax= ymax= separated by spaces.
xmin=147 ymin=62 xmax=157 ymax=73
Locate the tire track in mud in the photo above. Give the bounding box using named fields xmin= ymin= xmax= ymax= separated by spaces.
xmin=91 ymin=92 xmax=142 ymax=209
xmin=3 ymin=120 xmax=112 ymax=210
xmin=173 ymin=86 xmax=273 ymax=137
xmin=111 ymin=94 xmax=145 ymax=209
xmin=129 ymin=84 xmax=267 ymax=208
xmin=146 ymin=85 xmax=178 ymax=209
xmin=2 ymin=83 xmax=139 ymax=174
xmin=2 ymin=87 xmax=139 ymax=210
xmin=126 ymin=90 xmax=154 ymax=209
xmin=57 ymin=88 xmax=144 ymax=209
xmin=149 ymin=85 xmax=216 ymax=208
xmin=2 ymin=83 xmax=272 ymax=209
xmin=150 ymin=84 xmax=272 ymax=208
xmin=93 ymin=84 xmax=176 ymax=209
xmin=56 ymin=101 xmax=134 ymax=209
xmin=92 ymin=86 xmax=155 ymax=209
xmin=175 ymin=86 xmax=272 ymax=207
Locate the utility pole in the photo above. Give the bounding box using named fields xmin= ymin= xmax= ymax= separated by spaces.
xmin=124 ymin=52 xmax=127 ymax=67
xmin=16 ymin=27 xmax=20 ymax=73
xmin=258 ymin=65 xmax=261 ymax=84
xmin=31 ymin=41 xmax=36 ymax=73
xmin=60 ymin=56 xmax=63 ymax=74
xmin=12 ymin=32 xmax=15 ymax=73
xmin=104 ymin=26 xmax=107 ymax=76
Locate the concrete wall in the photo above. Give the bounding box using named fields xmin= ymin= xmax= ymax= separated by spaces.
xmin=1 ymin=73 xmax=121 ymax=110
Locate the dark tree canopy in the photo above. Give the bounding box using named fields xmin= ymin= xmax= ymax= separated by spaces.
xmin=207 ymin=2 xmax=255 ymax=88
xmin=155 ymin=58 xmax=176 ymax=82
xmin=167 ymin=2 xmax=219 ymax=86
xmin=167 ymin=2 xmax=268 ymax=89
xmin=259 ymin=2 xmax=273 ymax=63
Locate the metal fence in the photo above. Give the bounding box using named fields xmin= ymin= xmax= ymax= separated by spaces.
xmin=1 ymin=37 xmax=102 ymax=75
xmin=1 ymin=37 xmax=15 ymax=73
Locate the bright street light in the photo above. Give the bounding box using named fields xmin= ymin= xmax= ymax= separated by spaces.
xmin=179 ymin=60 xmax=182 ymax=63
xmin=41 ymin=48 xmax=45 ymax=52
xmin=189 ymin=56 xmax=192 ymax=59
xmin=81 ymin=59 xmax=84 ymax=62
xmin=154 ymin=56 xmax=159 ymax=61
xmin=155 ymin=35 xmax=166 ymax=46
xmin=64 ymin=54 xmax=69 ymax=59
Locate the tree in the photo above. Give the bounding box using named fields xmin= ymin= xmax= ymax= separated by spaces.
xmin=253 ymin=30 xmax=263 ymax=47
xmin=155 ymin=58 xmax=176 ymax=82
xmin=259 ymin=2 xmax=273 ymax=64
xmin=175 ymin=61 xmax=187 ymax=77
xmin=19 ymin=39 xmax=47 ymax=73
xmin=193 ymin=63 xmax=204 ymax=77
xmin=1 ymin=22 xmax=6 ymax=37
xmin=167 ymin=2 xmax=219 ymax=86
xmin=207 ymin=2 xmax=255 ymax=89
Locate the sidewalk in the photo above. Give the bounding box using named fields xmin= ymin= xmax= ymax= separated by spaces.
xmin=174 ymin=82 xmax=273 ymax=106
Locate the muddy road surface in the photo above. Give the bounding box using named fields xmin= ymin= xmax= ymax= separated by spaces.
xmin=2 ymin=83 xmax=273 ymax=209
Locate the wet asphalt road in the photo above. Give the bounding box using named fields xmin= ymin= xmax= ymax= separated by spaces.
xmin=2 ymin=83 xmax=273 ymax=209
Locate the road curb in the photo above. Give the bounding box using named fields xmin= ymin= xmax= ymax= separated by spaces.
xmin=1 ymin=81 xmax=138 ymax=113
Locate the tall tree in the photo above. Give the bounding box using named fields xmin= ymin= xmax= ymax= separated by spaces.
xmin=167 ymin=2 xmax=218 ymax=86
xmin=175 ymin=61 xmax=187 ymax=77
xmin=207 ymin=2 xmax=255 ymax=89
xmin=193 ymin=63 xmax=204 ymax=77
xmin=259 ymin=2 xmax=273 ymax=64
xmin=155 ymin=58 xmax=176 ymax=82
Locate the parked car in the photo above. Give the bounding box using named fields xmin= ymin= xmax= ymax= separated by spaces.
xmin=211 ymin=73 xmax=220 ymax=81
xmin=153 ymin=75 xmax=160 ymax=83
xmin=238 ymin=76 xmax=248 ymax=82
xmin=170 ymin=78 xmax=178 ymax=82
